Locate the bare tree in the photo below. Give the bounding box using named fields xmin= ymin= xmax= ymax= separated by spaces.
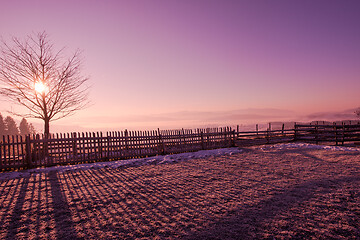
xmin=0 ymin=32 xmax=89 ymax=135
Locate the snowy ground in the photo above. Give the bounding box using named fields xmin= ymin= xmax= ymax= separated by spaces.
xmin=0 ymin=147 xmax=244 ymax=181
xmin=1 ymin=143 xmax=359 ymax=181
xmin=1 ymin=143 xmax=360 ymax=239
xmin=260 ymin=142 xmax=360 ymax=152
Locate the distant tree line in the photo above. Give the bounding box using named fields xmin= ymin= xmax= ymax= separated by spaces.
xmin=0 ymin=113 xmax=36 ymax=137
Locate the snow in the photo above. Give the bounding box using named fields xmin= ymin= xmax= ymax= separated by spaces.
xmin=1 ymin=143 xmax=359 ymax=181
xmin=260 ymin=143 xmax=360 ymax=152
xmin=0 ymin=148 xmax=243 ymax=180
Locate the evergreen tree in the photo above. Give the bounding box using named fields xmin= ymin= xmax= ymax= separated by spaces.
xmin=28 ymin=123 xmax=37 ymax=135
xmin=19 ymin=118 xmax=31 ymax=135
xmin=4 ymin=116 xmax=19 ymax=135
xmin=0 ymin=113 xmax=5 ymax=136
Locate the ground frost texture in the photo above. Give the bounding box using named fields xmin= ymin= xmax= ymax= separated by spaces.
xmin=0 ymin=144 xmax=359 ymax=239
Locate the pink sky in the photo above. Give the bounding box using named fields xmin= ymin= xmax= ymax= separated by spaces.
xmin=1 ymin=0 xmax=360 ymax=132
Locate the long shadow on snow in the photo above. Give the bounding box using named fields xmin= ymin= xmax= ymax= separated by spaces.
xmin=183 ymin=175 xmax=360 ymax=239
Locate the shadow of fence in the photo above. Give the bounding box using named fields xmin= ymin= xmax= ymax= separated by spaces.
xmin=1 ymin=148 xmax=359 ymax=239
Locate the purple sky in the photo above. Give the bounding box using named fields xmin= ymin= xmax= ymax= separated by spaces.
xmin=1 ymin=0 xmax=360 ymax=131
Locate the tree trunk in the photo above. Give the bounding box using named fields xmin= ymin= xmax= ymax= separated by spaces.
xmin=44 ymin=118 xmax=50 ymax=136
xmin=43 ymin=117 xmax=50 ymax=157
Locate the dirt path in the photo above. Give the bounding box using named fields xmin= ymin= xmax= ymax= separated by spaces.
xmin=1 ymin=146 xmax=360 ymax=239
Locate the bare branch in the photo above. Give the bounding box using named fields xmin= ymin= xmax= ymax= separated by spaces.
xmin=0 ymin=32 xmax=90 ymax=134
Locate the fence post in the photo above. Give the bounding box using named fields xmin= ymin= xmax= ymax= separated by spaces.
xmin=206 ymin=128 xmax=210 ymax=147
xmin=221 ymin=127 xmax=225 ymax=146
xmin=25 ymin=135 xmax=32 ymax=169
xmin=256 ymin=124 xmax=259 ymax=135
xmin=342 ymin=123 xmax=345 ymax=146
xmin=315 ymin=123 xmax=319 ymax=145
xmin=72 ymin=132 xmax=77 ymax=157
xmin=228 ymin=127 xmax=232 ymax=147
xmin=182 ymin=128 xmax=186 ymax=147
xmin=334 ymin=122 xmax=338 ymax=146
xmin=200 ymin=131 xmax=205 ymax=150
xmin=158 ymin=128 xmax=166 ymax=155
xmin=107 ymin=132 xmax=111 ymax=159
xmin=232 ymin=129 xmax=236 ymax=147
xmin=98 ymin=132 xmax=103 ymax=159
xmin=124 ymin=129 xmax=129 ymax=151
xmin=294 ymin=123 xmax=297 ymax=141
xmin=266 ymin=123 xmax=271 ymax=144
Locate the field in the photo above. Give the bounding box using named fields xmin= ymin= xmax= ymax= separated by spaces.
xmin=0 ymin=144 xmax=360 ymax=239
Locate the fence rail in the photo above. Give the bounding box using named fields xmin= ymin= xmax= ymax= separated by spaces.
xmin=1 ymin=127 xmax=235 ymax=171
xmin=294 ymin=122 xmax=360 ymax=145
xmin=1 ymin=122 xmax=360 ymax=172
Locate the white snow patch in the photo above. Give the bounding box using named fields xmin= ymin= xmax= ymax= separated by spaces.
xmin=0 ymin=148 xmax=243 ymax=180
xmin=260 ymin=143 xmax=360 ymax=152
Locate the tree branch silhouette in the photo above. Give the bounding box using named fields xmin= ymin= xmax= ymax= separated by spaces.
xmin=0 ymin=32 xmax=90 ymax=135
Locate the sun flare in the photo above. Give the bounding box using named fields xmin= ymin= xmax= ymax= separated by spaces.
xmin=34 ymin=81 xmax=47 ymax=94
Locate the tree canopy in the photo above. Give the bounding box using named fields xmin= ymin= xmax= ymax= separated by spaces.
xmin=0 ymin=114 xmax=37 ymax=136
xmin=0 ymin=113 xmax=5 ymax=136
xmin=19 ymin=118 xmax=36 ymax=135
xmin=4 ymin=116 xmax=19 ymax=135
xmin=0 ymin=32 xmax=90 ymax=135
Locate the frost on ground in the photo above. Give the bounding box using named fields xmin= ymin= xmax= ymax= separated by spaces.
xmin=261 ymin=142 xmax=360 ymax=152
xmin=1 ymin=143 xmax=358 ymax=181
xmin=0 ymin=148 xmax=243 ymax=181
xmin=0 ymin=143 xmax=360 ymax=239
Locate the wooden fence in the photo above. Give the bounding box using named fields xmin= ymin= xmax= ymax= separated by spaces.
xmin=1 ymin=122 xmax=360 ymax=172
xmin=235 ymin=123 xmax=295 ymax=146
xmin=234 ymin=122 xmax=360 ymax=146
xmin=0 ymin=127 xmax=235 ymax=171
xmin=294 ymin=122 xmax=360 ymax=145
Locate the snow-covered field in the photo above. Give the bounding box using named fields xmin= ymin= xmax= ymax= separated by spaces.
xmin=1 ymin=143 xmax=359 ymax=239
xmin=1 ymin=143 xmax=359 ymax=181
xmin=0 ymin=147 xmax=244 ymax=181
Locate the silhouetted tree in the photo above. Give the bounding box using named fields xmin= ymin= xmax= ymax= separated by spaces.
xmin=0 ymin=113 xmax=5 ymax=136
xmin=356 ymin=108 xmax=360 ymax=118
xmin=28 ymin=123 xmax=36 ymax=135
xmin=0 ymin=32 xmax=90 ymax=136
xmin=4 ymin=116 xmax=19 ymax=135
xmin=19 ymin=118 xmax=32 ymax=135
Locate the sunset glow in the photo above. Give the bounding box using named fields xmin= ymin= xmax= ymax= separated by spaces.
xmin=34 ymin=81 xmax=47 ymax=94
xmin=1 ymin=0 xmax=360 ymax=132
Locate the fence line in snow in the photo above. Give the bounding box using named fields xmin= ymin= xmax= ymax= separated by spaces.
xmin=294 ymin=122 xmax=360 ymax=145
xmin=1 ymin=121 xmax=360 ymax=172
xmin=0 ymin=127 xmax=235 ymax=171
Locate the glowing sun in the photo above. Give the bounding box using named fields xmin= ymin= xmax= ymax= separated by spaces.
xmin=35 ymin=81 xmax=47 ymax=94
